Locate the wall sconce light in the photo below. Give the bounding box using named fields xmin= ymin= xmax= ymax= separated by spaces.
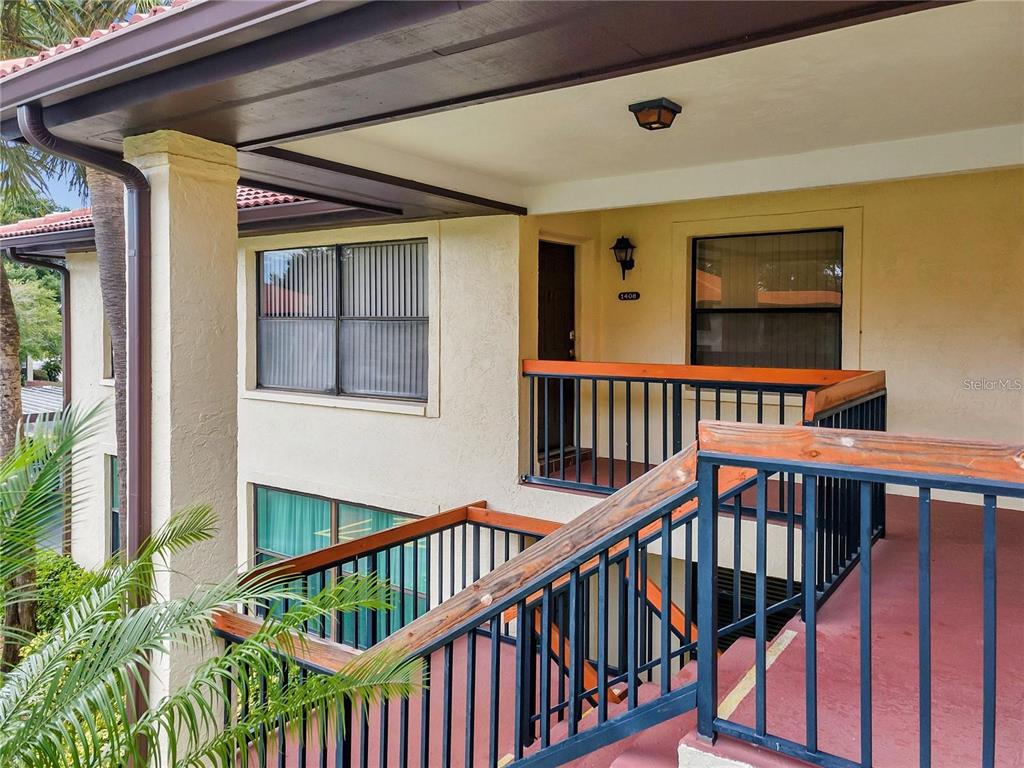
xmin=628 ymin=97 xmax=682 ymax=131
xmin=611 ymin=236 xmax=636 ymax=280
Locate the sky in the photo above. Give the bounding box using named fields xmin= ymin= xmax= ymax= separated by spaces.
xmin=46 ymin=171 xmax=88 ymax=211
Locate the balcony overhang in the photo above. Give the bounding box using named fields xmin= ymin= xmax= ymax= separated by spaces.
xmin=0 ymin=0 xmax=947 ymax=220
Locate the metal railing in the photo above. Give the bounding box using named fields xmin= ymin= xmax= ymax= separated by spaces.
xmin=521 ymin=360 xmax=881 ymax=495
xmin=695 ymin=421 xmax=1024 ymax=768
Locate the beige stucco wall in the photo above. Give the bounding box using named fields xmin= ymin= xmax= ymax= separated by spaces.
xmin=236 ymin=215 xmax=597 ymax=567
xmin=65 ymin=249 xmax=117 ymax=569
xmin=525 ymin=167 xmax=1024 ymax=445
xmin=65 ymin=167 xmax=1022 ymax=573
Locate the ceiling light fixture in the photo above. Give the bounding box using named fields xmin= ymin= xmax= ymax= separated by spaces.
xmin=628 ymin=97 xmax=682 ymax=131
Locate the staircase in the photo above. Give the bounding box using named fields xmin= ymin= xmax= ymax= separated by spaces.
xmin=214 ymin=372 xmax=1024 ymax=768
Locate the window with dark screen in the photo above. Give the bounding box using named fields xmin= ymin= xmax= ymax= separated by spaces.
xmin=691 ymin=229 xmax=842 ymax=369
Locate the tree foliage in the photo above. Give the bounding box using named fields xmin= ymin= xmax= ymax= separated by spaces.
xmin=10 ymin=280 xmax=61 ymax=363
xmin=0 ymin=408 xmax=418 ymax=767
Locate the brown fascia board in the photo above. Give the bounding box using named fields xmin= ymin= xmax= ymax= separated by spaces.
xmin=0 ymin=0 xmax=364 ymax=124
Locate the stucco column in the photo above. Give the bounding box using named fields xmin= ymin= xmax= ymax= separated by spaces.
xmin=123 ymin=131 xmax=239 ymax=698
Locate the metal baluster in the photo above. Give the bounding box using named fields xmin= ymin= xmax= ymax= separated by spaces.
xmin=786 ymin=472 xmax=796 ymax=598
xmin=567 ymin=569 xmax=582 ymax=735
xmin=626 ymin=381 xmax=633 ymax=484
xmin=627 ymin=534 xmax=639 ymax=709
xmin=608 ymin=380 xmax=615 ymax=488
xmin=542 ymin=376 xmax=549 ymax=478
xmin=733 ymin=494 xmax=742 ymax=622
xmin=576 ymin=376 xmax=582 ymax=484
xmin=441 ymin=643 xmax=453 ymax=768
xmin=597 ymin=551 xmax=610 ymax=723
xmin=539 ymin=589 xmax=552 ymax=748
xmin=756 ymin=471 xmax=768 ymax=736
xmin=662 ymin=381 xmax=669 ymax=462
xmin=661 ymin=513 xmax=673 ymax=694
xmin=419 ymin=657 xmax=431 ymax=768
xmin=379 ymin=699 xmax=390 ymax=768
xmin=592 ymin=378 xmax=598 ymax=488
xmin=982 ymin=495 xmax=997 ymax=768
xmin=465 ymin=626 xmax=477 ymax=767
xmin=559 ymin=377 xmax=566 ymax=482
xmin=859 ymin=482 xmax=873 ymax=766
xmin=643 ymin=381 xmax=650 ymax=472
xmin=918 ymin=488 xmax=932 ymax=768
xmin=528 ymin=375 xmax=535 ymax=477
xmin=513 ymin=599 xmax=528 ymax=761
xmin=696 ymin=459 xmax=719 ymax=740
xmin=488 ymin=616 xmax=502 ymax=768
xmin=358 ymin=702 xmax=369 ymax=768
xmin=685 ymin=520 xmax=693 ymax=650
xmin=398 ymin=696 xmax=410 ymax=768
xmin=803 ymin=477 xmax=818 ymax=753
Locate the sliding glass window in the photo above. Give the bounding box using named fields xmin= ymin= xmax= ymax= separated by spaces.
xmin=257 ymin=239 xmax=428 ymax=399
xmin=692 ymin=229 xmax=842 ymax=369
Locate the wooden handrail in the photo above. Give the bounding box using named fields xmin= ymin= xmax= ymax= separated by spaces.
xmin=245 ymin=501 xmax=485 ymax=583
xmin=522 ymin=359 xmax=867 ymax=389
xmin=465 ymin=505 xmax=561 ymax=537
xmin=698 ymin=421 xmax=1024 ymax=487
xmin=367 ymin=446 xmax=698 ymax=659
xmin=803 ymin=370 xmax=886 ymax=422
xmin=212 ymin=611 xmax=358 ymax=673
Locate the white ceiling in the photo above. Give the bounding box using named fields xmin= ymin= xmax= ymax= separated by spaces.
xmin=285 ymin=1 xmax=1024 ymax=203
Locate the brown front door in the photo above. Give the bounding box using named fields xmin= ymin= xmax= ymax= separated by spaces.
xmin=538 ymin=241 xmax=575 ymax=458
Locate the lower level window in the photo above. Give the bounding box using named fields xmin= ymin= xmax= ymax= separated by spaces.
xmin=253 ymin=485 xmax=422 ymax=648
xmin=108 ymin=455 xmax=121 ymax=556
xmin=253 ymin=486 xmax=413 ymax=562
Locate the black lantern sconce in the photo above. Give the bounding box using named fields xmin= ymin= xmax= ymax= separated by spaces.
xmin=611 ymin=236 xmax=636 ymax=280
xmin=628 ymin=97 xmax=682 ymax=131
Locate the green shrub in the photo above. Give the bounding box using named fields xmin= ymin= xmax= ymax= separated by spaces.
xmin=34 ymin=550 xmax=103 ymax=633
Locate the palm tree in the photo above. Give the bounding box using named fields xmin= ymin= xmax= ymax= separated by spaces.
xmin=0 ymin=407 xmax=417 ymax=767
xmin=0 ymin=0 xmax=167 ymax=550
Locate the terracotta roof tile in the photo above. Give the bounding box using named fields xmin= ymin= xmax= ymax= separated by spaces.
xmin=0 ymin=187 xmax=304 ymax=238
xmin=0 ymin=0 xmax=194 ymax=79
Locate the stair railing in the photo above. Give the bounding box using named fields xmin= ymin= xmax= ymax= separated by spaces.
xmin=696 ymin=421 xmax=1024 ymax=768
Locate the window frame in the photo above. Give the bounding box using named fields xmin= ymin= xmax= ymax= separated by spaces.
xmin=255 ymin=238 xmax=429 ymax=402
xmin=689 ymin=227 xmax=843 ymax=370
xmin=107 ymin=454 xmax=120 ymax=556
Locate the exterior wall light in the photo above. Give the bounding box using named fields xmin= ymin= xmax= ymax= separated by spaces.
xmin=628 ymin=97 xmax=682 ymax=130
xmin=611 ymin=236 xmax=636 ymax=280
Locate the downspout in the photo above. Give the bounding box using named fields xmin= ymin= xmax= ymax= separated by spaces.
xmin=17 ymin=102 xmax=151 ymax=559
xmin=5 ymin=248 xmax=71 ymax=408
xmin=4 ymin=247 xmax=73 ymax=556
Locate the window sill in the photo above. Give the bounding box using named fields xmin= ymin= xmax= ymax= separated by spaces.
xmin=99 ymin=378 xmax=115 ymax=388
xmin=241 ymin=388 xmax=430 ymax=417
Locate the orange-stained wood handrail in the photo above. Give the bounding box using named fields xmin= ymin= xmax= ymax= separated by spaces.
xmin=367 ymin=446 xmax=756 ymax=662
xmin=522 ymin=359 xmax=868 ymax=389
xmin=243 ymin=502 xmax=484 ymax=584
xmin=465 ymin=505 xmax=561 ymax=537
xmin=803 ymin=370 xmax=886 ymax=422
xmin=698 ymin=421 xmax=1024 ymax=487
xmin=212 ymin=611 xmax=359 ymax=673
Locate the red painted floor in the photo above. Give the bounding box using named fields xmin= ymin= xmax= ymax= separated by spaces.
xmin=533 ymin=456 xmax=653 ymax=491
